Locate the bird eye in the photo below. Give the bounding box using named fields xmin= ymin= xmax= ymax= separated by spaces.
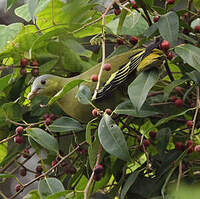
xmin=41 ymin=80 xmax=46 ymax=85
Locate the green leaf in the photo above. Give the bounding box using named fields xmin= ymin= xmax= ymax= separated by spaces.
xmin=28 ymin=0 xmax=39 ymax=20
xmin=23 ymin=190 xmax=41 ymax=199
xmin=143 ymin=0 xmax=154 ymax=8
xmin=0 ymin=74 xmax=11 ymax=92
xmin=117 ymin=9 xmax=128 ymax=33
xmin=158 ymin=11 xmax=179 ymax=47
xmin=0 ymin=173 xmax=15 ymax=178
xmin=0 ymin=143 xmax=7 ymax=163
xmin=46 ymin=190 xmax=73 ymax=199
xmin=86 ymin=118 xmax=98 ymax=145
xmin=193 ymin=0 xmax=200 ymax=10
xmin=114 ymin=100 xmax=160 ymax=117
xmin=38 ymin=178 xmax=65 ymax=199
xmin=107 ymin=12 xmax=148 ymax=36
xmin=163 ymin=77 xmax=188 ymax=101
xmin=15 ymin=0 xmax=50 ymax=22
xmin=76 ymin=85 xmax=91 ymax=105
xmin=26 ymin=128 xmax=59 ymax=153
xmin=88 ymin=135 xmax=101 ymax=169
xmin=120 ymin=169 xmax=144 ymax=199
xmin=2 ymin=102 xmax=23 ymax=121
xmin=155 ymin=107 xmax=195 ymax=128
xmin=156 ymin=128 xmax=171 ymax=155
xmin=175 ymin=44 xmax=200 ymax=71
xmin=98 ymin=114 xmax=130 ymax=161
xmin=128 ymin=69 xmax=159 ymax=111
xmin=0 ymin=23 xmax=23 ymax=51
xmin=48 ymin=79 xmax=84 ymax=105
xmin=144 ymin=23 xmax=158 ymax=37
xmin=186 ymin=71 xmax=200 ymax=85
xmin=49 ymin=116 xmax=83 ymax=133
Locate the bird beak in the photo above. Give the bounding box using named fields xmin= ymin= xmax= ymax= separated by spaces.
xmin=27 ymin=88 xmax=39 ymax=100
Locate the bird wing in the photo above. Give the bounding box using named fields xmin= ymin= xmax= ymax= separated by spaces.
xmin=94 ymin=49 xmax=145 ymax=100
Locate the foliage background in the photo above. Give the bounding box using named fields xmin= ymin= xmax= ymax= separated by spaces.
xmin=0 ymin=0 xmax=200 ymax=199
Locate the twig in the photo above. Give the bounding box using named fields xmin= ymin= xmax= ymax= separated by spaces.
xmin=115 ymin=0 xmax=149 ymax=24
xmin=92 ymin=1 xmax=114 ymax=100
xmin=84 ymin=145 xmax=103 ymax=199
xmin=9 ymin=141 xmax=87 ymax=199
xmin=51 ymin=0 xmax=56 ymax=25
xmin=140 ymin=0 xmax=152 ymax=26
xmin=190 ymin=86 xmax=200 ymax=139
xmin=176 ymin=160 xmax=182 ymax=193
xmin=0 ymin=134 xmax=17 ymax=145
xmin=164 ymin=60 xmax=174 ymax=82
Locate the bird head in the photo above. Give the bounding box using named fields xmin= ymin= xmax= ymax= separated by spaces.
xmin=27 ymin=74 xmax=61 ymax=100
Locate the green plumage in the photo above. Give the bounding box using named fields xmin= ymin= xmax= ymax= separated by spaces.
xmin=28 ymin=47 xmax=166 ymax=123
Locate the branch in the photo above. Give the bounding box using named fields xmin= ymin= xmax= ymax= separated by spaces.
xmin=190 ymin=86 xmax=200 ymax=139
xmin=164 ymin=60 xmax=174 ymax=82
xmin=92 ymin=1 xmax=115 ymax=100
xmin=84 ymin=145 xmax=103 ymax=199
xmin=176 ymin=160 xmax=182 ymax=192
xmin=9 ymin=141 xmax=87 ymax=199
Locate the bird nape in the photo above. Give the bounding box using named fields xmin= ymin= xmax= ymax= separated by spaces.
xmin=28 ymin=44 xmax=166 ymax=123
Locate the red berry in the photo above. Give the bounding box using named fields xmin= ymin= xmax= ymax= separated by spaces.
xmin=43 ymin=113 xmax=49 ymax=120
xmin=15 ymin=126 xmax=24 ymax=135
xmin=114 ymin=9 xmax=121 ymax=16
xmin=31 ymin=68 xmax=39 ymax=77
xmin=143 ymin=139 xmax=151 ymax=147
xmin=23 ymin=148 xmax=30 ymax=158
xmin=174 ymin=99 xmax=183 ymax=107
xmin=51 ymin=160 xmax=58 ymax=167
xmin=186 ymin=140 xmax=193 ymax=148
xmin=15 ymin=184 xmax=22 ymax=192
xmin=19 ymin=168 xmax=27 ymax=176
xmin=45 ymin=118 xmax=52 ymax=126
xmin=130 ymin=1 xmax=138 ymax=9
xmin=188 ymin=146 xmax=194 ymax=153
xmin=80 ymin=148 xmax=87 ymax=155
xmin=175 ymin=142 xmax=183 ymax=151
xmin=167 ymin=51 xmax=174 ymax=60
xmin=92 ymin=109 xmax=99 ymax=117
xmin=93 ymin=172 xmax=103 ymax=181
xmin=69 ymin=166 xmax=76 ymax=174
xmin=49 ymin=113 xmax=57 ymax=120
xmin=175 ymin=86 xmax=182 ymax=93
xmin=30 ymin=60 xmax=39 ymax=66
xmin=153 ymin=16 xmax=160 ymax=23
xmin=103 ymin=63 xmax=111 ymax=71
xmin=166 ymin=0 xmax=175 ymax=5
xmin=94 ymin=164 xmax=104 ymax=174
xmin=186 ymin=120 xmax=193 ymax=128
xmin=149 ymin=131 xmax=156 ymax=139
xmin=116 ymin=38 xmax=124 ymax=45
xmin=105 ymin=108 xmax=112 ymax=115
xmin=20 ymin=68 xmax=27 ymax=76
xmin=14 ymin=135 xmax=24 ymax=144
xmin=20 ymin=58 xmax=28 ymax=67
xmin=90 ymin=74 xmax=98 ymax=82
xmin=61 ymin=161 xmax=67 ymax=167
xmin=160 ymin=40 xmax=170 ymax=51
xmin=169 ymin=96 xmax=177 ymax=102
xmin=129 ymin=36 xmax=139 ymax=45
xmin=194 ymin=25 xmax=200 ymax=33
xmin=194 ymin=145 xmax=200 ymax=152
xmin=36 ymin=165 xmax=43 ymax=173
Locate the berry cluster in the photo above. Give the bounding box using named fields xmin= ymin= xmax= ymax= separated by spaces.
xmin=43 ymin=113 xmax=57 ymax=126
xmin=93 ymin=164 xmax=104 ymax=181
xmin=174 ymin=139 xmax=199 ymax=153
xmin=20 ymin=58 xmax=40 ymax=77
xmin=14 ymin=126 xmax=24 ymax=144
